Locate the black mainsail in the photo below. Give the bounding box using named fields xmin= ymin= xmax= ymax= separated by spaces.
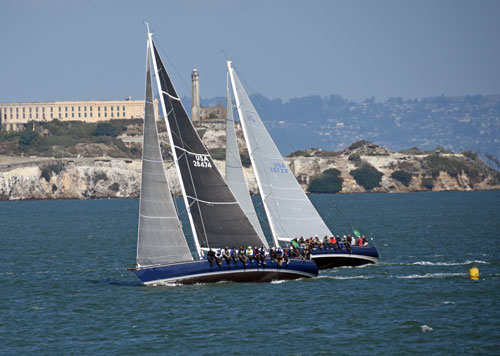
xmin=150 ymin=42 xmax=264 ymax=251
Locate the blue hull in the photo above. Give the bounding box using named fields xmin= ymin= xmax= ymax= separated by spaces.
xmin=131 ymin=258 xmax=318 ymax=285
xmin=310 ymin=246 xmax=379 ymax=269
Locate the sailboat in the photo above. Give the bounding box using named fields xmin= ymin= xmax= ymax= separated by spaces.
xmin=130 ymin=27 xmax=318 ymax=285
xmin=227 ymin=61 xmax=379 ymax=269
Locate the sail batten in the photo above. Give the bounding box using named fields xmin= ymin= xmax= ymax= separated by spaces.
xmin=228 ymin=61 xmax=333 ymax=245
xmin=136 ymin=41 xmax=193 ymax=266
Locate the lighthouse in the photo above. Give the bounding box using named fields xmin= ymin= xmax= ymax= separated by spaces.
xmin=191 ymin=68 xmax=200 ymax=124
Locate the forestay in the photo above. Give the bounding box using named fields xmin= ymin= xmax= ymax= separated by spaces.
xmin=225 ymin=79 xmax=268 ymax=247
xmin=151 ymin=43 xmax=264 ymax=250
xmin=136 ymin=44 xmax=193 ymax=267
xmin=227 ymin=61 xmax=333 ymax=245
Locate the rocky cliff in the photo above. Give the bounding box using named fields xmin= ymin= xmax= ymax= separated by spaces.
xmin=1 ymin=129 xmax=499 ymax=200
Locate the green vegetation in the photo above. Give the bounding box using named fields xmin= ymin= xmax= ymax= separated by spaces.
xmin=348 ymin=153 xmax=362 ymax=166
xmin=350 ymin=164 xmax=383 ymax=190
xmin=208 ymin=148 xmax=225 ymax=161
xmin=461 ymin=150 xmax=479 ymax=161
xmin=309 ymin=168 xmax=343 ymax=193
xmin=93 ymin=172 xmax=108 ymax=184
xmin=399 ymin=146 xmax=454 ymax=155
xmin=287 ymin=150 xmax=311 ymax=158
xmin=109 ymin=182 xmax=120 ymax=192
xmin=426 ymin=155 xmax=468 ymax=179
xmin=18 ymin=130 xmax=39 ymax=147
xmin=40 ymin=163 xmax=65 ymax=182
xmin=240 ymin=150 xmax=251 ymax=167
xmin=399 ymin=147 xmax=422 ymax=155
xmin=0 ymin=120 xmax=140 ymax=158
xmin=92 ymin=122 xmax=119 ymax=137
xmin=421 ymin=177 xmax=434 ymax=190
xmin=391 ymin=170 xmax=412 ymax=187
xmin=348 ymin=140 xmax=370 ymax=150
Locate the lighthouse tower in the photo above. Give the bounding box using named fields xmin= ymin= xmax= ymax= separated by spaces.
xmin=191 ymin=68 xmax=200 ymax=124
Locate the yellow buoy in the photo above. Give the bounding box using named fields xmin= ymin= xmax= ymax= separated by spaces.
xmin=469 ymin=266 xmax=479 ymax=280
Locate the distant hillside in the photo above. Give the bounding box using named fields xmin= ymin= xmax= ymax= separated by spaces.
xmin=1 ymin=123 xmax=499 ymax=200
xmin=182 ymin=94 xmax=500 ymax=169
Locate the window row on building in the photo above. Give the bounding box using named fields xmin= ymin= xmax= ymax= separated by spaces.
xmin=0 ymin=99 xmax=158 ymax=131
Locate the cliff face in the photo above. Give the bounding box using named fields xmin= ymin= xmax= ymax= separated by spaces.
xmin=1 ymin=132 xmax=499 ymax=200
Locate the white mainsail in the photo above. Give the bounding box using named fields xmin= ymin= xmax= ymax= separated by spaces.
xmin=136 ymin=42 xmax=193 ymax=267
xmin=225 ymin=76 xmax=268 ymax=248
xmin=227 ymin=61 xmax=333 ymax=246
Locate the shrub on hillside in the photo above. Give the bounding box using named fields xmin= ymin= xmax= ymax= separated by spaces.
xmin=18 ymin=130 xmax=39 ymax=147
xmin=425 ymin=155 xmax=466 ymax=178
xmin=92 ymin=122 xmax=119 ymax=137
xmin=309 ymin=168 xmax=343 ymax=193
xmin=421 ymin=177 xmax=434 ymax=190
xmin=350 ymin=164 xmax=383 ymax=190
xmin=40 ymin=163 xmax=64 ymax=182
xmin=208 ymin=148 xmax=225 ymax=161
xmin=391 ymin=170 xmax=412 ymax=187
xmin=240 ymin=150 xmax=251 ymax=167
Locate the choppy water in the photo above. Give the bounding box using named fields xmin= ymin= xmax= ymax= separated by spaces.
xmin=1 ymin=191 xmax=499 ymax=355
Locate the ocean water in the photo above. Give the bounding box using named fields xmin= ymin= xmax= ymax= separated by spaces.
xmin=1 ymin=191 xmax=499 ymax=355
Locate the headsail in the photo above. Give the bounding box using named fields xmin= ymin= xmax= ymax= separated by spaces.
xmin=225 ymin=76 xmax=268 ymax=247
xmin=136 ymin=41 xmax=193 ymax=267
xmin=149 ymin=42 xmax=264 ymax=250
xmin=227 ymin=61 xmax=333 ymax=246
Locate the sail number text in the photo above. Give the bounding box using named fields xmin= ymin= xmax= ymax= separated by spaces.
xmin=270 ymin=162 xmax=288 ymax=174
xmin=193 ymin=155 xmax=212 ymax=168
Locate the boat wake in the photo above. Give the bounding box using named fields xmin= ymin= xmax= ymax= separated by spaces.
xmin=411 ymin=260 xmax=488 ymax=266
xmin=318 ymin=275 xmax=373 ymax=280
xmin=396 ymin=272 xmax=466 ymax=279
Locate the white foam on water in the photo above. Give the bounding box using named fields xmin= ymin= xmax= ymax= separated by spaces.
xmin=421 ymin=325 xmax=433 ymax=332
xmin=396 ymin=272 xmax=466 ymax=279
xmin=441 ymin=301 xmax=456 ymax=305
xmin=411 ymin=260 xmax=488 ymax=266
xmin=319 ymin=275 xmax=373 ymax=280
xmin=270 ymin=280 xmax=286 ymax=284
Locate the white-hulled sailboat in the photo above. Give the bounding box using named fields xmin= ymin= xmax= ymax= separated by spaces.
xmin=226 ymin=61 xmax=378 ymax=269
xmin=129 ymin=26 xmax=317 ymax=285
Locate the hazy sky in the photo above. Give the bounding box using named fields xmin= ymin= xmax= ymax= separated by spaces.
xmin=1 ymin=0 xmax=499 ymax=103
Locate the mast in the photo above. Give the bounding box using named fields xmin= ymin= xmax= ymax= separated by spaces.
xmin=147 ymin=29 xmax=203 ymax=259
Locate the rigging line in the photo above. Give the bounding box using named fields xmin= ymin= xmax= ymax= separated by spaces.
xmin=332 ymin=204 xmax=355 ymax=233
xmin=186 ymin=195 xmax=239 ymax=205
xmin=155 ymin=40 xmax=192 ymax=98
xmin=173 ymin=145 xmax=210 ymax=157
xmin=233 ymin=66 xmax=297 ymax=155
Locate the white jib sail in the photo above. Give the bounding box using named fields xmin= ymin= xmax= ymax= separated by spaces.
xmin=225 ymin=76 xmax=268 ymax=248
xmin=227 ymin=61 xmax=333 ymax=246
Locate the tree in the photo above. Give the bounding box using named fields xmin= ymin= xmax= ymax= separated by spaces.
xmin=18 ymin=130 xmax=38 ymax=147
xmin=92 ymin=122 xmax=118 ymax=137
xmin=350 ymin=164 xmax=383 ymax=190
xmin=309 ymin=168 xmax=343 ymax=193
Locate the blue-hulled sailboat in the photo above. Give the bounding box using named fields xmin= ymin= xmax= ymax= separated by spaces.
xmin=130 ymin=26 xmax=317 ymax=285
xmin=226 ymin=61 xmax=379 ymax=269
